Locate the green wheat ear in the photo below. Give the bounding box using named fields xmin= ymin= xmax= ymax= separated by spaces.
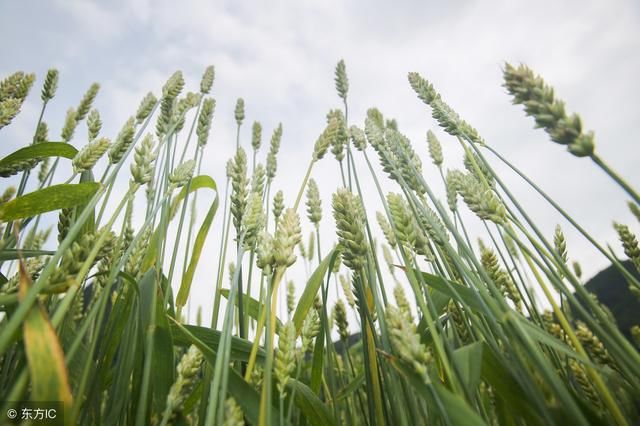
xmin=408 ymin=71 xmax=484 ymax=144
xmin=306 ymin=178 xmax=322 ymax=227
xmin=0 ymin=98 xmax=22 ymax=131
xmin=301 ymin=308 xmax=320 ymax=352
xmin=250 ymin=163 xmax=266 ymax=197
xmin=60 ymin=108 xmax=78 ymax=142
xmin=386 ymin=305 xmax=432 ymax=384
xmin=377 ymin=211 xmax=397 ymax=248
xmin=251 ymin=121 xmax=262 ymax=151
xmin=200 ymin=65 xmax=215 ymax=94
xmin=0 ymin=71 xmax=35 ymax=102
xmin=328 ymin=109 xmax=348 ymax=162
xmin=273 ymin=208 xmax=302 ymax=268
xmin=275 ymin=321 xmax=296 ymax=395
xmin=75 ymin=83 xmax=100 ymax=122
xmin=286 ymin=280 xmax=296 ymax=316
xmin=164 ymin=345 xmax=203 ymax=421
xmin=197 ymin=97 xmax=216 ymax=147
xmin=334 ymin=59 xmax=349 ymax=101
xmin=0 ymin=187 xmax=16 ymax=204
xmin=135 ymin=92 xmax=157 ymax=124
xmin=169 ymin=159 xmax=196 ymax=189
xmin=234 ymin=97 xmax=245 ymax=126
xmin=333 ymin=300 xmax=349 ymax=341
xmin=458 ymin=173 xmax=507 ymax=224
xmin=613 ymin=222 xmax=640 ymax=273
xmin=350 ymin=124 xmax=367 ymax=151
xmin=130 ymin=134 xmax=156 ymax=186
xmin=266 ymin=124 xmax=283 ymax=181
xmin=86 ymin=109 xmax=102 ymax=141
xmin=108 ymin=117 xmax=135 ymax=163
xmin=242 ymin=192 xmax=265 ymax=250
xmin=230 ymin=148 xmax=249 ymax=233
xmin=426 ymin=130 xmax=443 ymax=167
xmin=306 ymin=230 xmax=315 ymax=261
xmin=313 ymin=117 xmax=339 ymax=161
xmin=72 ymin=137 xmax=110 ymax=173
xmin=332 ymin=188 xmax=368 ymax=271
xmin=272 ymin=190 xmax=284 ymax=223
xmin=340 ymin=274 xmax=356 ymax=309
xmin=503 ymin=63 xmax=594 ymax=157
xmin=41 ymin=69 xmax=59 ymax=101
xmin=222 ymin=397 xmax=244 ymax=426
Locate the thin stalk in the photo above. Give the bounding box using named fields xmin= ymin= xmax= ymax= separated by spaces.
xmin=205 ymin=223 xmax=248 ymax=423
xmin=468 ymin=142 xmax=640 ymax=375
xmin=15 ymin=101 xmax=48 ymax=197
xmin=210 ymin=177 xmax=231 ymax=328
xmin=135 ymin=131 xmax=174 ymax=426
xmin=259 ymin=268 xmax=285 ymax=426
xmin=293 ymin=159 xmax=315 ymax=212
xmin=483 ymin=144 xmax=640 ymax=289
xmin=591 ymin=153 xmax=640 ymax=205
xmin=178 ymin=154 xmax=204 ymax=321
xmin=506 ymin=225 xmax=630 ymax=426
xmin=72 ymin=189 xmax=164 ymax=424
xmin=171 ymin=148 xmax=202 ymax=319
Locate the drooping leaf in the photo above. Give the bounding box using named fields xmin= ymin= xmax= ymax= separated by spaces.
xmin=170 ymin=321 xmax=265 ymax=362
xmin=103 ymin=288 xmax=141 ymax=421
xmin=0 ymin=249 xmax=54 ymax=261
xmin=288 ymin=378 xmax=335 ymax=426
xmin=293 ymin=248 xmax=338 ymax=333
xmin=510 ymin=312 xmax=601 ymax=369
xmin=138 ymin=269 xmax=157 ymax=336
xmin=310 ymin=317 xmax=325 ymax=394
xmin=227 ymin=366 xmax=280 ymax=426
xmin=452 ymin=342 xmax=483 ymax=393
xmin=386 ymin=352 xmax=487 ymax=426
xmin=432 ymin=382 xmax=488 ymax=426
xmin=18 ymin=259 xmax=73 ymax=421
xmin=220 ymin=288 xmax=283 ymax=334
xmin=141 ymin=175 xmax=217 ymax=273
xmin=169 ymin=318 xmax=277 ymax=425
xmin=336 ymin=372 xmax=365 ymax=402
xmin=176 ymin=178 xmax=218 ymax=308
xmin=407 ymin=267 xmax=495 ymax=314
xmin=152 ymin=290 xmax=174 ymax=413
xmin=479 ymin=341 xmax=545 ymax=424
xmin=0 ymin=182 xmax=101 ymax=222
xmin=0 ymin=142 xmax=77 ymax=170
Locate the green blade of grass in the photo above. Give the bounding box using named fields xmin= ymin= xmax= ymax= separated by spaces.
xmin=220 ymin=288 xmax=283 ymax=334
xmin=170 ymin=321 xmax=265 ymax=362
xmin=0 ymin=141 xmax=77 ymax=169
xmin=292 ymin=248 xmax=338 ymax=333
xmin=287 ymin=378 xmax=335 ymax=426
xmin=18 ymin=261 xmax=73 ymax=425
xmin=0 ymin=249 xmax=54 ymax=261
xmin=0 ymin=182 xmax=101 ymax=222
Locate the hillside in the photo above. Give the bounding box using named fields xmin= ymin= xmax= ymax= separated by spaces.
xmin=584 ymin=260 xmax=640 ymax=342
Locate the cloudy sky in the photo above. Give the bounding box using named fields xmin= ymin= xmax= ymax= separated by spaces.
xmin=1 ymin=0 xmax=639 ymax=321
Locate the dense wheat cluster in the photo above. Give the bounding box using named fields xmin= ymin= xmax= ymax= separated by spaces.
xmin=0 ymin=60 xmax=639 ymax=426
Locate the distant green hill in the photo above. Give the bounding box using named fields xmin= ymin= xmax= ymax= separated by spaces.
xmin=583 ymin=260 xmax=640 ymax=342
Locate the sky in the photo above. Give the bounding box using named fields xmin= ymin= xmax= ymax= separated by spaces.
xmin=1 ymin=0 xmax=639 ymax=323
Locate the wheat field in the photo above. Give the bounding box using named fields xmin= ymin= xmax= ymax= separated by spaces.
xmin=0 ymin=60 xmax=639 ymax=425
